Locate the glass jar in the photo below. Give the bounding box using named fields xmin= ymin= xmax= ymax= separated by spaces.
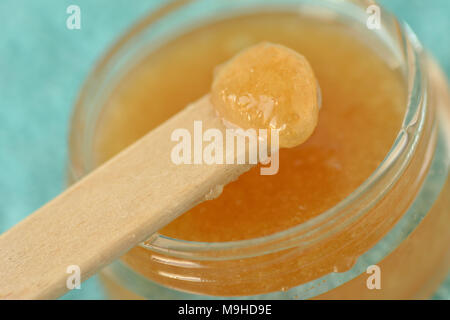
xmin=68 ymin=0 xmax=450 ymax=299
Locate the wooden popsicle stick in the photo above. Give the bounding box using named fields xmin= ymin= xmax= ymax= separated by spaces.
xmin=0 ymin=95 xmax=254 ymax=300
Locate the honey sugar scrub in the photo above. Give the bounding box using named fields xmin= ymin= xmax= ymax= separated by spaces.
xmin=69 ymin=1 xmax=450 ymax=300
xmin=93 ymin=14 xmax=406 ymax=243
xmin=211 ymin=42 xmax=319 ymax=149
xmin=0 ymin=34 xmax=320 ymax=299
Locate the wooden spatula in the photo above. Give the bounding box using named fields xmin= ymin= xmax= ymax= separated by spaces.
xmin=0 ymin=95 xmax=256 ymax=299
xmin=0 ymin=42 xmax=319 ymax=299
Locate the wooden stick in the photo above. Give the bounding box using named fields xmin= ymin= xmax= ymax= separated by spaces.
xmin=0 ymin=95 xmax=253 ymax=299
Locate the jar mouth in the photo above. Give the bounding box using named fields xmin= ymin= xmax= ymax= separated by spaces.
xmin=69 ymin=0 xmax=427 ymax=259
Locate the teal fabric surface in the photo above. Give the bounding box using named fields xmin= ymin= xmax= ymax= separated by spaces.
xmin=0 ymin=0 xmax=448 ymax=300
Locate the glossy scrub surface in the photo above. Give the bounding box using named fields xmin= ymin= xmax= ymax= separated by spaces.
xmin=211 ymin=42 xmax=319 ymax=148
xmin=94 ymin=13 xmax=406 ymax=242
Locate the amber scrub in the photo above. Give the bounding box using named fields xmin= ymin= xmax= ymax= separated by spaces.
xmin=93 ymin=13 xmax=405 ymax=242
xmin=211 ymin=42 xmax=319 ymax=148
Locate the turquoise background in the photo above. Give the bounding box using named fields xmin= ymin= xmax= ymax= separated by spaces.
xmin=0 ymin=0 xmax=448 ymax=300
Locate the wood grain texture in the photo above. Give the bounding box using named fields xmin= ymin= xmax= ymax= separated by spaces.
xmin=0 ymin=95 xmax=253 ymax=299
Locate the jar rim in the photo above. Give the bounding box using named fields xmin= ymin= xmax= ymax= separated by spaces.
xmin=69 ymin=0 xmax=427 ymax=260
